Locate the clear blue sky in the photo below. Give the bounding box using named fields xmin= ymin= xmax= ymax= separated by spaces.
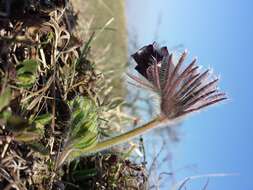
xmin=126 ymin=0 xmax=253 ymax=189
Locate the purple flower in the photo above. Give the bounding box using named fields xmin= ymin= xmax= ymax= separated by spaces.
xmin=129 ymin=43 xmax=227 ymax=119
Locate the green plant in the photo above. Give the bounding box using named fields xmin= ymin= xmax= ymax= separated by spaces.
xmin=56 ymin=96 xmax=99 ymax=168
xmin=0 ymin=1 xmax=227 ymax=189
xmin=16 ymin=59 xmax=39 ymax=88
xmin=56 ymin=43 xmax=226 ymax=166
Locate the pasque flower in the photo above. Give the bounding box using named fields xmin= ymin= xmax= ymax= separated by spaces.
xmin=65 ymin=43 xmax=227 ymax=157
xmin=129 ymin=42 xmax=227 ymax=119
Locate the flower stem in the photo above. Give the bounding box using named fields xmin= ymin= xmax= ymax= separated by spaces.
xmin=56 ymin=116 xmax=169 ymax=168
xmin=82 ymin=116 xmax=168 ymax=154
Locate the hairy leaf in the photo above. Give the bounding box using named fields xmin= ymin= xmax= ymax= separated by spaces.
xmin=6 ymin=114 xmax=45 ymax=142
xmin=64 ymin=96 xmax=99 ymax=161
xmin=33 ymin=113 xmax=52 ymax=126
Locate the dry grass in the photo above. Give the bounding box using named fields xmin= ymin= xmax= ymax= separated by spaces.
xmin=62 ymin=154 xmax=148 ymax=190
xmin=0 ymin=1 xmax=138 ymax=189
xmin=71 ymin=0 xmax=128 ymax=97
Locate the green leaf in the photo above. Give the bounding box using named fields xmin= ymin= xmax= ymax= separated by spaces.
xmin=33 ymin=113 xmax=52 ymax=126
xmin=28 ymin=142 xmax=50 ymax=155
xmin=13 ymin=129 xmax=42 ymax=142
xmin=17 ymin=59 xmax=38 ymax=75
xmin=17 ymin=73 xmax=37 ymax=88
xmin=0 ymin=111 xmax=11 ymax=123
xmin=0 ymin=88 xmax=11 ymax=112
xmin=16 ymin=59 xmax=38 ymax=88
xmin=72 ymin=168 xmax=97 ymax=181
xmin=65 ymin=96 xmax=99 ymax=161
xmin=6 ymin=115 xmax=44 ymax=142
xmin=6 ymin=115 xmax=30 ymax=132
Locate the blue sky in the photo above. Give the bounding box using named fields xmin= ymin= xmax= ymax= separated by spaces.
xmin=126 ymin=0 xmax=253 ymax=189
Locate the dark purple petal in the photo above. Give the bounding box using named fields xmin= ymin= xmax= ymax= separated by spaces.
xmin=131 ymin=42 xmax=168 ymax=78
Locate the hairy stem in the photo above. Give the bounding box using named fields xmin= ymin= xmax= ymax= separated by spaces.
xmin=56 ymin=116 xmax=170 ymax=168
xmin=82 ymin=115 xmax=169 ymax=154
